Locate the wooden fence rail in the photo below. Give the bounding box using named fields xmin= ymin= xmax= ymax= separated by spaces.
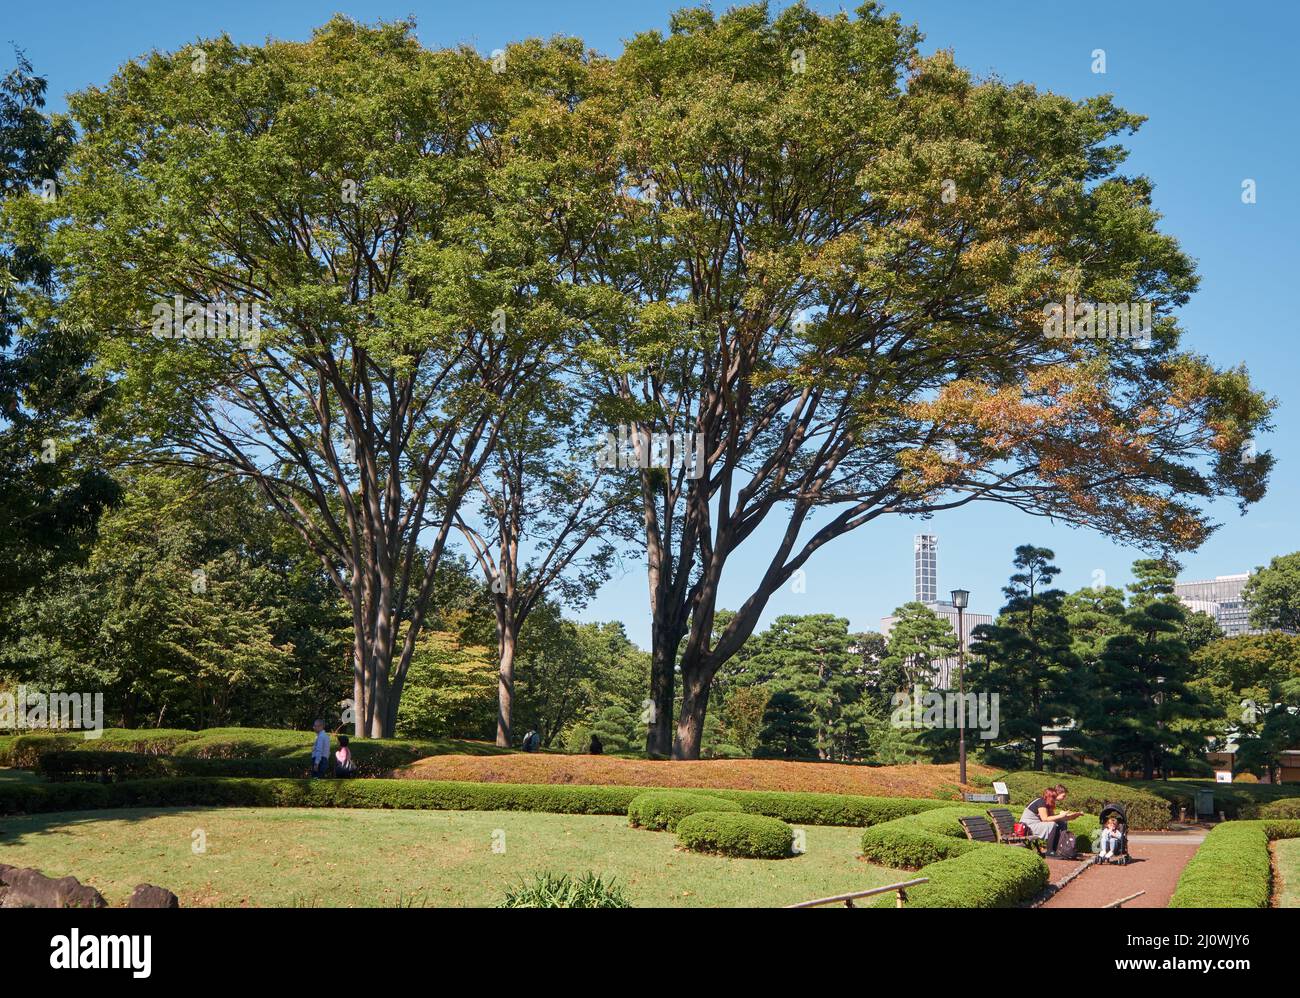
xmin=785 ymin=878 xmax=930 ymax=909
xmin=1102 ymin=890 xmax=1147 ymax=909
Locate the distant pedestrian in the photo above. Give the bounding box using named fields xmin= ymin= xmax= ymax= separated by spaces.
xmin=333 ymin=734 xmax=357 ymax=778
xmin=522 ymin=730 xmax=540 ymax=753
xmin=310 ymin=719 xmax=331 ymax=778
xmin=588 ymin=733 xmax=603 ymax=755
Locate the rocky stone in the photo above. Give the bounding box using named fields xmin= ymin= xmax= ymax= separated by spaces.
xmin=127 ymin=883 xmax=180 ymax=908
xmin=0 ymin=867 xmax=107 ymax=908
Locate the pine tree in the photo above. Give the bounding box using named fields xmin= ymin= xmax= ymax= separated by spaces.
xmin=967 ymin=545 xmax=1081 ymax=771
xmin=753 ymin=691 xmax=817 ymax=760
xmin=1086 ymin=600 xmax=1215 ymax=779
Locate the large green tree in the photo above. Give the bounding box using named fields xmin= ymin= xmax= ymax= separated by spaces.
xmin=1243 ymin=552 xmax=1300 ymax=633
xmin=969 ymin=545 xmax=1081 ymax=771
xmin=49 ymin=22 xmax=591 ymax=736
xmin=0 ymin=51 xmax=118 ymax=619
xmin=566 ymin=3 xmax=1271 ymax=757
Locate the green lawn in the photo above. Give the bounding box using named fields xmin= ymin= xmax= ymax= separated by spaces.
xmin=1274 ymin=838 xmax=1300 ymax=908
xmin=0 ymin=806 xmax=895 ymax=907
xmin=0 ymin=768 xmax=40 ymax=784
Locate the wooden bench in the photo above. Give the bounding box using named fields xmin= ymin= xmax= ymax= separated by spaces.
xmin=957 ymin=816 xmax=999 ymax=843
xmin=987 ymin=807 xmax=1037 ymax=847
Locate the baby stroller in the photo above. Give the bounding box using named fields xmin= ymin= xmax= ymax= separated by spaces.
xmin=1097 ymin=803 xmax=1131 ymax=865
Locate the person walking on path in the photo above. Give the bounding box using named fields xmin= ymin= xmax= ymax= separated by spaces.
xmin=310 ymin=720 xmax=331 ymax=778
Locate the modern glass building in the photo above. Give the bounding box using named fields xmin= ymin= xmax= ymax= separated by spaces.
xmin=1174 ymin=573 xmax=1259 ymax=637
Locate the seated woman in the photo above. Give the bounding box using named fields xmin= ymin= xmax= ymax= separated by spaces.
xmin=333 ymin=735 xmax=357 ymax=778
xmin=1019 ymin=786 xmax=1081 ymax=857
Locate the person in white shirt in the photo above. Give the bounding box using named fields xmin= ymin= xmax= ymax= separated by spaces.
xmin=310 ymin=720 xmax=331 ymax=778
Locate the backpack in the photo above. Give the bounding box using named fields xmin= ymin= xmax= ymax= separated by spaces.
xmin=1055 ymin=830 xmax=1078 ymax=860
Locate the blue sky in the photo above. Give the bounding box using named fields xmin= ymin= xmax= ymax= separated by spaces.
xmin=8 ymin=0 xmax=1298 ymax=645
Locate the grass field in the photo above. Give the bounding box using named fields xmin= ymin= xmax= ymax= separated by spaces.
xmin=396 ymin=754 xmax=992 ymax=797
xmin=0 ymin=806 xmax=895 ymax=907
xmin=1274 ymin=838 xmax=1300 ymax=908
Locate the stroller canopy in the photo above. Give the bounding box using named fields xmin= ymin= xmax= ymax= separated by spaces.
xmin=1099 ymin=802 xmax=1128 ymax=825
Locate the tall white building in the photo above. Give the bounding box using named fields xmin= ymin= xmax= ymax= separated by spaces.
xmin=880 ymin=534 xmax=994 ymax=688
xmin=1174 ymin=573 xmax=1258 ymax=637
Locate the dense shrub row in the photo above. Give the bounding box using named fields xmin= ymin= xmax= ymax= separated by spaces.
xmin=859 ymin=806 xmax=984 ymax=868
xmin=704 ymin=789 xmax=955 ymax=827
xmin=996 ymin=771 xmax=1170 ymax=830
xmin=676 ymin=811 xmax=793 ymax=859
xmin=0 ymin=777 xmax=647 ymax=816
xmin=0 ymin=727 xmax=506 ymax=771
xmin=1168 ymin=819 xmax=1300 ymax=908
xmin=0 ymin=776 xmax=963 ymax=828
xmin=1258 ymin=799 xmax=1300 ymax=820
xmin=870 ymin=841 xmax=1050 ymax=908
xmin=859 ymin=805 xmax=1099 ymax=870
xmin=1135 ymin=780 xmax=1300 ymax=820
xmin=627 ymin=791 xmax=742 ymax=831
xmin=36 ymin=751 xmax=315 ymax=781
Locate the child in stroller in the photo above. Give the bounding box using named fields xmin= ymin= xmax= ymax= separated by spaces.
xmin=1097 ymin=803 xmax=1130 ymax=864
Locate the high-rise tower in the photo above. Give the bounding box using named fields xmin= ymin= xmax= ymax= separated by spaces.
xmin=914 ymin=533 xmax=937 ymax=603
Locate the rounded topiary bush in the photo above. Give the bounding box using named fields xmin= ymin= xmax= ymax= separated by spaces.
xmin=627 ymin=790 xmax=742 ymax=831
xmin=675 ymin=811 xmax=793 ymax=858
xmin=1259 ymin=798 xmax=1300 ymax=819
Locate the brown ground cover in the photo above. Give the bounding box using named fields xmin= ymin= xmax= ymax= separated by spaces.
xmin=394 ymin=753 xmax=995 ymax=798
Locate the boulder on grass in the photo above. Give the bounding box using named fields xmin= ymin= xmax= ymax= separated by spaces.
xmin=128 ymin=884 xmax=180 ymax=908
xmin=0 ymin=867 xmax=107 ymax=908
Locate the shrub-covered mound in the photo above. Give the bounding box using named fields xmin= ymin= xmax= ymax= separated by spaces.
xmin=497 ymin=872 xmax=631 ymax=908
xmin=870 ymin=841 xmax=1049 ymax=908
xmin=1136 ymin=780 xmax=1300 ymax=820
xmin=1168 ymin=819 xmax=1300 ymax=908
xmin=0 ymin=728 xmax=505 ymax=773
xmin=1258 ymin=799 xmax=1300 ymax=820
xmin=675 ymin=811 xmax=793 ymax=859
xmin=627 ymin=790 xmax=742 ymax=831
xmin=996 ymin=771 xmax=1169 ymax=830
xmin=0 ymin=772 xmax=958 ymax=828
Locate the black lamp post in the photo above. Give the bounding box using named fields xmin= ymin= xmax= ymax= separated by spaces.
xmin=950 ymin=588 xmax=970 ymax=787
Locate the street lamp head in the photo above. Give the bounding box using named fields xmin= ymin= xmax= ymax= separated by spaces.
xmin=950 ymin=588 xmax=969 ymax=609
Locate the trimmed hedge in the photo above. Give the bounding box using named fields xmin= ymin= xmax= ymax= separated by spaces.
xmin=703 ymin=789 xmax=955 ymax=827
xmin=1258 ymin=798 xmax=1300 ymax=820
xmin=997 ymin=771 xmax=1170 ymax=830
xmin=859 ymin=807 xmax=984 ymax=869
xmin=627 ymin=791 xmax=742 ymax=831
xmin=1168 ymin=819 xmax=1300 ymax=908
xmin=0 ymin=776 xmax=959 ymax=829
xmin=870 ymin=840 xmax=1049 ymax=908
xmin=675 ymin=811 xmax=793 ymax=859
xmin=0 ymin=777 xmax=648 ymax=816
xmin=1135 ymin=780 xmax=1300 ymax=820
xmin=0 ymin=727 xmax=508 ymax=771
xmin=36 ymin=750 xmax=311 ymax=782
xmin=860 ymin=806 xmax=1098 ymax=870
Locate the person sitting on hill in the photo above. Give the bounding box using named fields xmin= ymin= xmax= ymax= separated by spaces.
xmin=333 ymin=735 xmax=357 ymax=778
xmin=1019 ymin=786 xmax=1082 ymax=857
xmin=588 ymin=733 xmax=603 ymax=755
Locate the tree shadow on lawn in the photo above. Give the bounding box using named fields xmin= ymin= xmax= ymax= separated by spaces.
xmin=0 ymin=806 xmax=234 ymax=850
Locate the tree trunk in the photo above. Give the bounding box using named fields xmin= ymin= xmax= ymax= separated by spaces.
xmin=646 ymin=627 xmax=676 ymax=756
xmin=1034 ymin=732 xmax=1043 ymax=772
xmin=674 ymin=670 xmax=710 ymax=761
xmin=496 ymin=627 xmax=517 ymax=748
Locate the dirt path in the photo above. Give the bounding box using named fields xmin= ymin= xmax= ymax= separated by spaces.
xmin=1039 ymin=833 xmax=1204 ymax=908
